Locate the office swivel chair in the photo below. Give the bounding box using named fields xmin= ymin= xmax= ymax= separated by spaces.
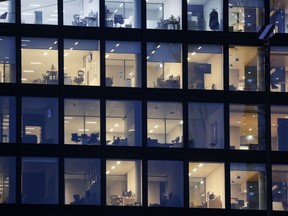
xmin=71 ymin=133 xmax=81 ymax=144
xmin=0 ymin=12 xmax=7 ymax=22
xmin=88 ymin=133 xmax=99 ymax=145
xmin=114 ymin=14 xmax=124 ymax=27
xmin=110 ymin=195 xmax=122 ymax=205
xmin=73 ymin=70 xmax=84 ymax=85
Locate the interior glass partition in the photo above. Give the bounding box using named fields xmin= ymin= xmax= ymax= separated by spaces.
xmin=189 ymin=162 xmax=225 ymax=209
xmin=229 ymin=45 xmax=265 ymax=91
xmin=0 ymin=157 xmax=16 ymax=203
xmin=146 ymin=0 xmax=181 ymax=30
xmin=272 ymin=164 xmax=288 ymax=211
xmin=105 ymin=41 xmax=141 ymax=87
xmin=188 ymin=103 xmax=224 ymax=149
xmin=0 ymin=36 xmax=15 ymax=83
xmin=64 ymin=98 xmax=100 ymax=145
xmin=188 ymin=44 xmax=223 ymax=90
xmin=0 ymin=96 xmax=16 ymax=143
xmin=106 ymin=100 xmax=141 ymax=146
xmin=106 ymin=159 xmax=142 ymax=206
xmin=270 ymin=0 xmax=288 ymax=33
xmin=229 ymin=104 xmax=265 ymax=151
xmin=228 ymin=0 xmax=264 ymax=32
xmin=105 ymin=0 xmax=141 ymax=28
xmin=147 ymin=101 xmax=183 ymax=148
xmin=65 ymin=158 xmax=101 ymax=205
xmin=21 ymin=37 xmax=58 ymax=85
xmin=148 ymin=160 xmax=183 ymax=207
xmin=270 ymin=46 xmax=288 ymax=92
xmin=21 ymin=0 xmax=58 ymax=25
xmin=147 ymin=42 xmax=182 ymax=89
xmin=230 ymin=163 xmax=267 ymax=210
xmin=187 ymin=0 xmax=223 ymax=31
xmin=21 ymin=157 xmax=58 ymax=204
xmin=22 ymin=97 xmax=58 ymax=144
xmin=64 ymin=0 xmax=99 ymax=27
xmin=0 ymin=0 xmax=15 ymax=23
xmin=64 ymin=39 xmax=100 ymax=86
xmin=271 ymin=105 xmax=288 ymax=151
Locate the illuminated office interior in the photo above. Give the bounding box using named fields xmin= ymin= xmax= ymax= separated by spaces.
xmin=1 ymin=0 xmax=288 ymax=216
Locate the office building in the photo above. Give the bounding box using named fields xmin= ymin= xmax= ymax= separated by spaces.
xmin=0 ymin=0 xmax=288 ymax=216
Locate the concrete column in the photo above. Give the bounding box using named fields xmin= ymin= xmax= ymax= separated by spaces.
xmin=133 ymin=0 xmax=141 ymax=28
xmin=8 ymin=0 xmax=15 ymax=23
xmin=257 ymin=48 xmax=265 ymax=91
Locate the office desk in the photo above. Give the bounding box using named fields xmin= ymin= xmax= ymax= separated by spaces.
xmin=122 ymin=197 xmax=136 ymax=206
xmin=84 ymin=17 xmax=97 ymax=26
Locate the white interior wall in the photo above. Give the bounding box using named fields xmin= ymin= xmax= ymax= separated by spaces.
xmin=230 ymin=126 xmax=240 ymax=148
xmin=164 ymin=0 xmax=181 ymax=20
xmin=205 ymin=53 xmax=223 ymax=90
xmin=127 ymin=166 xmax=136 ymax=194
xmin=148 ymin=181 xmax=160 ymax=204
xmin=206 ymin=165 xmax=225 ymax=208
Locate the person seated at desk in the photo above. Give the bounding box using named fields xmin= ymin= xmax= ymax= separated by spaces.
xmin=70 ymin=194 xmax=81 ymax=205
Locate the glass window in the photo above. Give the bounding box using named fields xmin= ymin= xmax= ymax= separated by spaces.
xmin=0 ymin=0 xmax=15 ymax=23
xmin=271 ymin=105 xmax=288 ymax=151
xmin=187 ymin=0 xmax=223 ymax=31
xmin=64 ymin=98 xmax=100 ymax=145
xmin=0 ymin=96 xmax=16 ymax=143
xmin=270 ymin=46 xmax=288 ymax=92
xmin=272 ymin=164 xmax=288 ymax=211
xmin=0 ymin=157 xmax=16 ymax=203
xmin=147 ymin=101 xmax=183 ymax=148
xmin=147 ymin=42 xmax=182 ymax=89
xmin=21 ymin=0 xmax=58 ymax=25
xmin=21 ymin=37 xmax=58 ymax=85
xmin=188 ymin=44 xmax=223 ymax=90
xmin=64 ymin=39 xmax=100 ymax=86
xmin=188 ymin=103 xmax=224 ymax=149
xmin=22 ymin=157 xmax=58 ymax=204
xmin=270 ymin=0 xmax=287 ymax=33
xmin=229 ymin=104 xmax=265 ymax=150
xmin=230 ymin=163 xmax=266 ymax=210
xmin=189 ymin=162 xmax=225 ymax=209
xmin=106 ymin=100 xmax=141 ymax=146
xmin=228 ymin=0 xmax=264 ymax=32
xmin=146 ymin=0 xmax=181 ymax=30
xmin=64 ymin=0 xmax=99 ymax=27
xmin=0 ymin=36 xmax=16 ymax=83
xmin=22 ymin=97 xmax=58 ymax=144
xmin=105 ymin=41 xmax=141 ymax=87
xmin=106 ymin=159 xmax=142 ymax=206
xmin=105 ymin=0 xmax=141 ymax=28
xmin=229 ymin=45 xmax=265 ymax=91
xmin=65 ymin=158 xmax=100 ymax=205
xmin=148 ymin=160 xmax=183 ymax=207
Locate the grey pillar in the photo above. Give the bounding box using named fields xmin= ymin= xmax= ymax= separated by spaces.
xmin=257 ymin=48 xmax=265 ymax=91
xmin=8 ymin=0 xmax=15 ymax=23
xmin=133 ymin=0 xmax=141 ymax=28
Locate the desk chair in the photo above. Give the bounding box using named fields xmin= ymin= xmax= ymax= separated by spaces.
xmin=71 ymin=133 xmax=81 ymax=144
xmin=88 ymin=133 xmax=99 ymax=145
xmin=110 ymin=195 xmax=122 ymax=205
xmin=0 ymin=12 xmax=7 ymax=22
xmin=73 ymin=70 xmax=84 ymax=85
xmin=114 ymin=14 xmax=124 ymax=27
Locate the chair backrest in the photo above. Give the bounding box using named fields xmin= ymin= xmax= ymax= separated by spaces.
xmin=0 ymin=12 xmax=8 ymax=20
xmin=78 ymin=70 xmax=84 ymax=77
xmin=71 ymin=133 xmax=79 ymax=142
